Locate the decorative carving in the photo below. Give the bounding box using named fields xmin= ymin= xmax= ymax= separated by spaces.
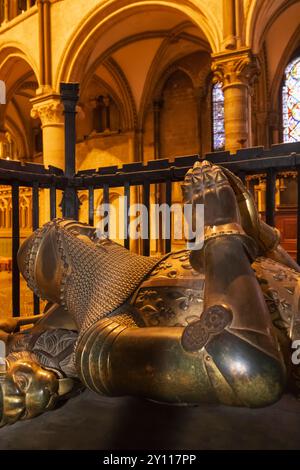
xmin=253 ymin=256 xmax=300 ymax=337
xmin=181 ymin=305 xmax=233 ymax=352
xmin=134 ymin=286 xmax=204 ymax=327
xmin=212 ymin=50 xmax=260 ymax=89
xmin=211 ymin=51 xmax=260 ymax=151
xmin=30 ymin=97 xmax=64 ymax=126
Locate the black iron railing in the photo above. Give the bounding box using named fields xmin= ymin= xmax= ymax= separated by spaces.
xmin=74 ymin=142 xmax=300 ymax=255
xmin=1 ymin=83 xmax=300 ymax=318
xmin=0 ymin=160 xmax=67 ymax=317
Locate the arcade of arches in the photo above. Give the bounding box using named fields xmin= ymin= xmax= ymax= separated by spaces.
xmin=1 ymin=0 xmax=300 ymax=316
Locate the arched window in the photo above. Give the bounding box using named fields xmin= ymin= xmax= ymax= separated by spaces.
xmin=282 ymin=56 xmax=300 ymax=143
xmin=160 ymin=70 xmax=198 ymax=158
xmin=18 ymin=1 xmax=35 ymax=14
xmin=92 ymin=95 xmax=120 ymax=133
xmin=212 ymin=82 xmax=225 ymax=151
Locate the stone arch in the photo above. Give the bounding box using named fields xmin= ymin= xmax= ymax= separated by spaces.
xmin=269 ymin=24 xmax=300 ymax=115
xmin=141 ymin=49 xmax=212 ymax=159
xmin=245 ymin=0 xmax=299 ymax=53
xmin=0 ymin=44 xmax=39 ymax=160
xmin=150 ymin=51 xmax=211 ymax=101
xmin=157 ymin=68 xmax=199 ymax=158
xmin=55 ymin=0 xmax=222 ymax=90
xmin=5 ymin=117 xmax=29 ymax=158
xmin=99 ymin=58 xmax=137 ymax=130
xmin=155 ymin=64 xmax=197 ymax=102
xmin=80 ymin=74 xmax=125 ymax=132
xmin=0 ymin=43 xmax=39 ymax=87
xmin=19 ymin=194 xmax=31 ymax=229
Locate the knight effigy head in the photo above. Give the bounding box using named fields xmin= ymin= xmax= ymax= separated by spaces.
xmin=17 ymin=219 xmax=98 ymax=305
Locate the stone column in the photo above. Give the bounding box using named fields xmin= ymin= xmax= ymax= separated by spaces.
xmin=30 ymin=93 xmax=64 ymax=169
xmin=3 ymin=0 xmax=9 ymax=22
xmin=10 ymin=1 xmax=18 ymax=19
xmin=30 ymin=93 xmax=65 ymax=224
xmin=212 ymin=50 xmax=259 ymax=153
xmin=223 ymin=0 xmax=236 ymax=50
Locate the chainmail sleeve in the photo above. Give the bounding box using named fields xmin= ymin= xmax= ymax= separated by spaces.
xmin=55 ymin=227 xmax=160 ymax=337
xmin=20 ymin=220 xmax=161 ymax=339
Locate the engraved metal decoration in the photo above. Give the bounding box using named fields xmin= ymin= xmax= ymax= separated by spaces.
xmin=182 ymin=305 xmax=233 ymax=352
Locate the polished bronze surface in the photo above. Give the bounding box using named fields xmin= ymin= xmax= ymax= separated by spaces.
xmin=0 ymin=353 xmax=59 ymax=427
xmin=204 ymin=222 xmax=246 ymax=239
xmin=2 ymin=160 xmax=300 ymax=425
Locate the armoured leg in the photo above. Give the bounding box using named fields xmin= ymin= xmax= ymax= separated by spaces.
xmin=76 ymin=234 xmax=285 ymax=407
xmin=75 ymin=162 xmax=286 ymax=407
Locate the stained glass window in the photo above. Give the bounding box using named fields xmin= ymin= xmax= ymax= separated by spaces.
xmin=212 ymin=82 xmax=225 ymax=150
xmin=282 ymin=57 xmax=300 ymax=143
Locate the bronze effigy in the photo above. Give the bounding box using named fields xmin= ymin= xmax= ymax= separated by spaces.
xmin=1 ymin=161 xmax=300 ymax=426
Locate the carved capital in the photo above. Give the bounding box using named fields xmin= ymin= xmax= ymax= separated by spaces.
xmin=30 ymin=95 xmax=64 ymax=126
xmin=212 ymin=50 xmax=260 ymax=89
